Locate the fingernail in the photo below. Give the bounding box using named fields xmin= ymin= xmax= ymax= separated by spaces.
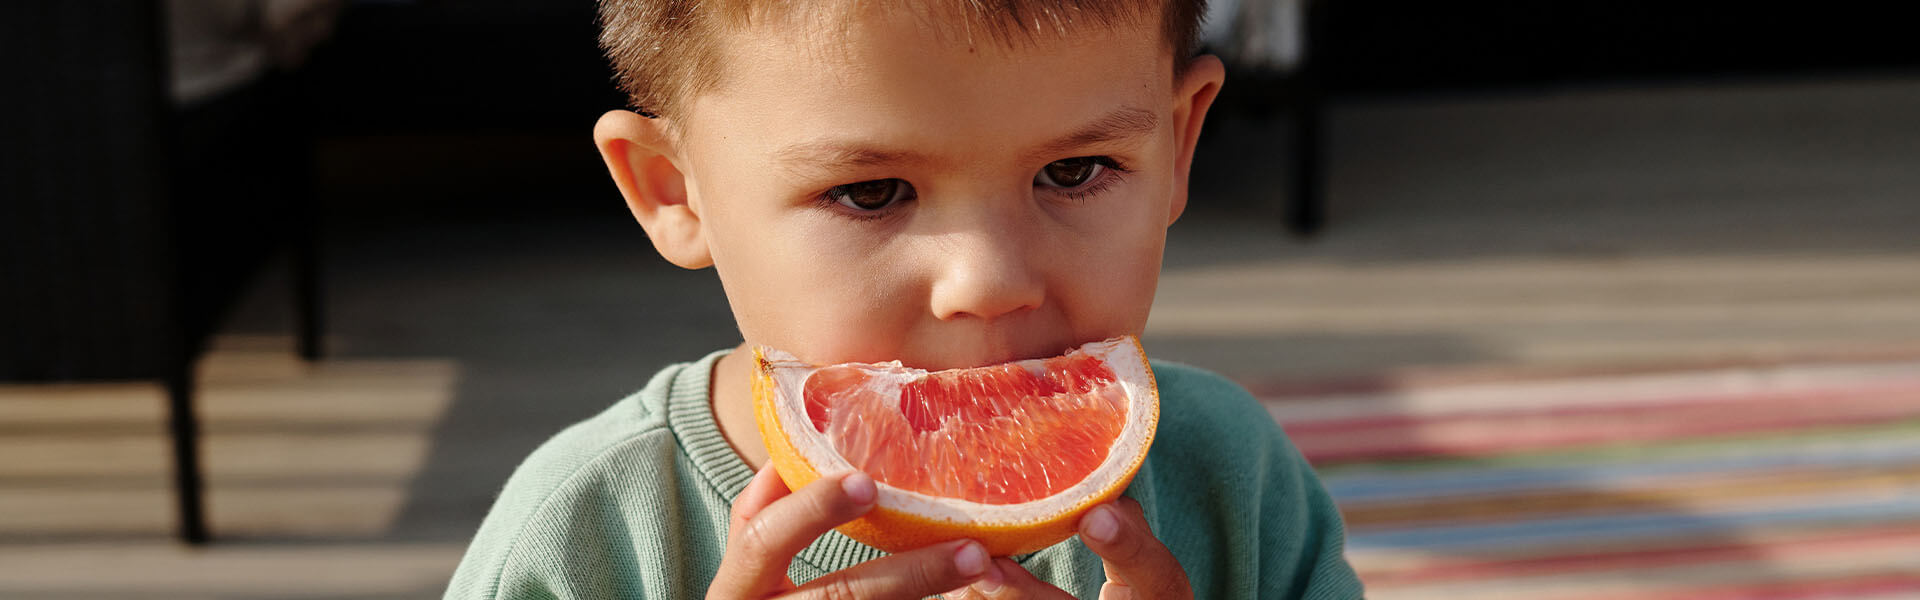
xmin=841 ymin=472 xmax=876 ymax=505
xmin=953 ymin=541 xmax=988 ymax=577
xmin=972 ymin=560 xmax=1005 ymax=594
xmin=1083 ymin=505 xmax=1120 ymax=543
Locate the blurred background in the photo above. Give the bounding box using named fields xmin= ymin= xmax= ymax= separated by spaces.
xmin=4 ymin=0 xmax=1918 ymax=598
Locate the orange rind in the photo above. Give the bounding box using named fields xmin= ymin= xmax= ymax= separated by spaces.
xmin=752 ymin=336 xmax=1158 ymax=556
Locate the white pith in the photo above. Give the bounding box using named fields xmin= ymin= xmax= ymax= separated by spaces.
xmin=765 ymin=337 xmax=1157 ymax=526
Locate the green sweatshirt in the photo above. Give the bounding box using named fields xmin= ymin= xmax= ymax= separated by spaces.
xmin=445 ymin=350 xmax=1363 ymax=599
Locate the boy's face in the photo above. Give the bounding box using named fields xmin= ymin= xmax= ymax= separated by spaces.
xmin=645 ymin=9 xmax=1220 ymax=370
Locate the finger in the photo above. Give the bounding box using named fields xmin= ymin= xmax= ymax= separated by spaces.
xmin=714 ymin=466 xmax=800 ymax=598
xmin=791 ymin=539 xmax=993 ymax=600
xmin=1079 ymin=498 xmax=1191 ymax=599
xmin=729 ymin=464 xmax=794 ymax=538
xmin=972 ymin=558 xmax=1079 ymax=599
xmin=1097 ymin=498 xmax=1144 ymax=587
xmin=714 ymin=470 xmax=878 ymax=598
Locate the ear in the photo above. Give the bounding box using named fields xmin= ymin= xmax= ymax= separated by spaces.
xmin=1167 ymin=54 xmax=1225 ymax=225
xmin=594 ymin=109 xmax=713 ymax=269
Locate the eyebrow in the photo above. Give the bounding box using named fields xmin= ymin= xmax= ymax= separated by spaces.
xmin=775 ymin=106 xmax=1159 ymax=174
xmin=1032 ymin=106 xmax=1159 ymax=158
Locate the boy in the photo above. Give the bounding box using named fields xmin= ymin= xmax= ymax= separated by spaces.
xmin=447 ymin=0 xmax=1362 ymax=598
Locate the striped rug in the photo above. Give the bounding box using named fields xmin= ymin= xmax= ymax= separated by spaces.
xmin=1254 ymin=358 xmax=1920 ymax=599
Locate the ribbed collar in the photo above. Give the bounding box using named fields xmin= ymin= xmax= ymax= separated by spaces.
xmin=665 ymin=349 xmax=889 ymax=576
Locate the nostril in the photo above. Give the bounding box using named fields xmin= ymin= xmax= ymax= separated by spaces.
xmin=929 ymin=275 xmax=1044 ymax=322
xmin=925 ymin=226 xmax=1045 ymax=322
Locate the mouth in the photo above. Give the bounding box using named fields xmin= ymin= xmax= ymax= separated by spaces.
xmin=895 ymin=338 xmax=1090 ymax=373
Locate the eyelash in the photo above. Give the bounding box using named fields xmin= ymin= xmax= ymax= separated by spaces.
xmin=812 ymin=188 xmax=903 ymax=223
xmin=1047 ymin=156 xmax=1131 ymax=203
xmin=812 ymin=155 xmax=1132 ymax=221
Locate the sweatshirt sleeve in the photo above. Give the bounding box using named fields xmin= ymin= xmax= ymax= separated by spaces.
xmin=1260 ymin=413 xmax=1365 ymax=599
xmin=444 ymin=425 xmax=680 ymax=600
xmin=444 ymin=442 xmax=664 ymax=600
xmin=1145 ymin=362 xmax=1365 ymax=599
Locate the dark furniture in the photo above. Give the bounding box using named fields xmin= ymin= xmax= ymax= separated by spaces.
xmin=1 ymin=0 xmax=323 ymax=545
xmin=1246 ymin=0 xmax=1920 ymax=237
xmin=1207 ymin=0 xmax=1329 ymax=237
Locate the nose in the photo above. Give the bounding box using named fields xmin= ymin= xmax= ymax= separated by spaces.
xmin=927 ymin=224 xmax=1045 ymax=322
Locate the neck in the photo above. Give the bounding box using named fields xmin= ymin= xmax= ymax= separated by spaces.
xmin=710 ymin=343 xmax=770 ymax=471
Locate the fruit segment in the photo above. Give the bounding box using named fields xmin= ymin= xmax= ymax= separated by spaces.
xmin=756 ymin=335 xmax=1158 ymax=555
xmin=801 ymin=352 xmax=1128 ymax=505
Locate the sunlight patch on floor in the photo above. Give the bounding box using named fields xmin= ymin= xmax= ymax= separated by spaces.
xmin=0 ymin=335 xmax=459 ymax=539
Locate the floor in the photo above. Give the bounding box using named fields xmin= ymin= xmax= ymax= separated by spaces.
xmin=5 ymin=74 xmax=1919 ymax=598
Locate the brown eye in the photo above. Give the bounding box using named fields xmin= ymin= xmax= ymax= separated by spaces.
xmin=1035 ymin=157 xmax=1105 ymax=189
xmin=826 ymin=178 xmax=913 ymax=211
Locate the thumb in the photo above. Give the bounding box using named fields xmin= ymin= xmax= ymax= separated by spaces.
xmin=1080 ymin=499 xmax=1191 ymax=599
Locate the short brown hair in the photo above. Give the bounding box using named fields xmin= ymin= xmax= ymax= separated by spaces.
xmin=597 ymin=0 xmax=1207 ymax=120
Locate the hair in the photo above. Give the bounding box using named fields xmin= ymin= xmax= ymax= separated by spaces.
xmin=597 ymin=0 xmax=1207 ymax=120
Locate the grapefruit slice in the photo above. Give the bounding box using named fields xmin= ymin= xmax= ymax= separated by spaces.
xmin=752 ymin=336 xmax=1158 ymax=556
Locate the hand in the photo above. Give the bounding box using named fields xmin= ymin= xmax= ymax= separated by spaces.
xmin=1079 ymin=497 xmax=1192 ymax=600
xmin=939 ymin=498 xmax=1189 ymax=599
xmin=708 ymin=465 xmax=997 ymax=599
xmin=935 ymin=558 xmax=1077 ymax=599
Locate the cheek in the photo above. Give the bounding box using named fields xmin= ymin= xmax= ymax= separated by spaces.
xmin=683 ymin=150 xmax=913 ymax=360
xmin=708 ymin=210 xmax=921 ymax=362
xmin=1092 ymin=234 xmax=1166 ymax=330
xmin=1049 ymin=185 xmax=1170 ymax=333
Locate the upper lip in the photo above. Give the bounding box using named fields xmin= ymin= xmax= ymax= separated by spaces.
xmin=900 ymin=341 xmax=1078 ymax=372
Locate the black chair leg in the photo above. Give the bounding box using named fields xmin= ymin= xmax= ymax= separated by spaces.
xmin=1287 ymin=0 xmax=1328 ymax=238
xmin=275 ymin=71 xmax=324 ymax=363
xmin=293 ymin=191 xmax=323 ymax=362
xmin=165 ymin=360 xmax=209 ymax=544
xmin=1288 ymin=79 xmax=1325 ymax=237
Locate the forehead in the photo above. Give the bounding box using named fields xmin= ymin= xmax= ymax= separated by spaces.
xmin=680 ymin=6 xmax=1173 ymax=165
